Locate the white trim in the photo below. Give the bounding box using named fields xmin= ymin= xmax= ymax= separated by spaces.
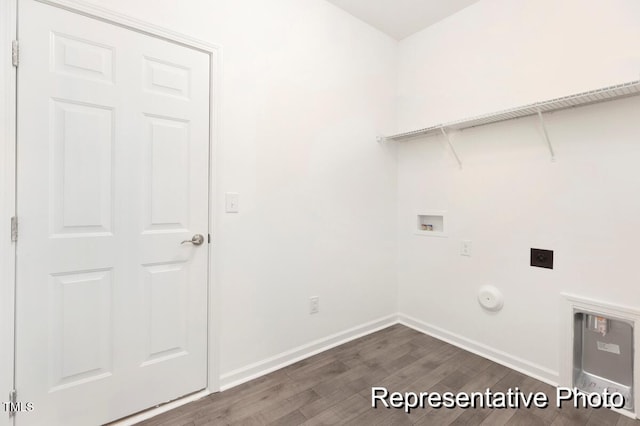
xmin=207 ymin=43 xmax=223 ymax=393
xmin=0 ymin=1 xmax=17 ymax=425
xmin=108 ymin=389 xmax=211 ymax=426
xmin=34 ymin=0 xmax=217 ymax=53
xmin=398 ymin=313 xmax=559 ymax=387
xmin=5 ymin=0 xmax=222 ymax=420
xmin=219 ymin=314 xmax=399 ymax=390
xmin=560 ymin=293 xmax=640 ymax=419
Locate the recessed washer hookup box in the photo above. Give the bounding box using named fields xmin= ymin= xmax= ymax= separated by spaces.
xmin=573 ymin=311 xmax=634 ymax=411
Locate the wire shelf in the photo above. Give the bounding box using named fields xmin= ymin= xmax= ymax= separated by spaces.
xmin=384 ymin=80 xmax=640 ymax=141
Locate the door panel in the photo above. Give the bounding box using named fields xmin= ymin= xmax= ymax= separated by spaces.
xmin=51 ymin=100 xmax=114 ymax=235
xmin=145 ymin=115 xmax=191 ymax=230
xmin=141 ymin=262 xmax=189 ymax=365
xmin=52 ymin=32 xmax=115 ymax=83
xmin=16 ymin=1 xmax=210 ymax=424
xmin=50 ymin=269 xmax=113 ymax=390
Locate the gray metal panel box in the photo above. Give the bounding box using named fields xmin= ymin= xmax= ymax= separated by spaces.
xmin=573 ymin=312 xmax=634 ymax=410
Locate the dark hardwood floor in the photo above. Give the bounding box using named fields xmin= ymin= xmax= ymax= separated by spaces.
xmin=137 ymin=324 xmax=639 ymax=425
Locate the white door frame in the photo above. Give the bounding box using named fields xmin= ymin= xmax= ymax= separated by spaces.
xmin=0 ymin=0 xmax=18 ymax=425
xmin=0 ymin=1 xmax=221 ymax=423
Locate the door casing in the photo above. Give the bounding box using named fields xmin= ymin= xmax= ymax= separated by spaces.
xmin=0 ymin=1 xmax=18 ymax=425
xmin=0 ymin=1 xmax=221 ymax=423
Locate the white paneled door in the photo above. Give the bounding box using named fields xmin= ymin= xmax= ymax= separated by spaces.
xmin=15 ymin=1 xmax=210 ymax=424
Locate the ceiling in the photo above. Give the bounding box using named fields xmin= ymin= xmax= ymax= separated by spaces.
xmin=326 ymin=0 xmax=481 ymax=40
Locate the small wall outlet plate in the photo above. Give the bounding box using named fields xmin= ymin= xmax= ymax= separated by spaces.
xmin=461 ymin=240 xmax=472 ymax=256
xmin=309 ymin=296 xmax=319 ymax=314
xmin=531 ymin=248 xmax=553 ymax=269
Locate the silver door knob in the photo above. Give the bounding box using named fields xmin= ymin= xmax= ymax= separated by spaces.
xmin=181 ymin=234 xmax=205 ymax=246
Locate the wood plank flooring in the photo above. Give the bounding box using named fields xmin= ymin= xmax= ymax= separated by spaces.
xmin=137 ymin=324 xmax=639 ymax=425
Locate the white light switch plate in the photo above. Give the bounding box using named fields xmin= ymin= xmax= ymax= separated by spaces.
xmin=225 ymin=192 xmax=239 ymax=213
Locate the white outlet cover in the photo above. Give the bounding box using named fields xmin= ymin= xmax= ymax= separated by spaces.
xmin=309 ymin=296 xmax=319 ymax=314
xmin=461 ymin=240 xmax=472 ymax=256
xmin=477 ymin=285 xmax=504 ymax=312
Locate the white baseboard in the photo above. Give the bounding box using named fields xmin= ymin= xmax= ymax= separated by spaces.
xmin=219 ymin=314 xmax=399 ymax=390
xmin=115 ymin=312 xmax=565 ymax=424
xmin=220 ymin=312 xmax=559 ymax=391
xmin=109 ymin=389 xmax=211 ymax=426
xmin=398 ymin=313 xmax=560 ymax=387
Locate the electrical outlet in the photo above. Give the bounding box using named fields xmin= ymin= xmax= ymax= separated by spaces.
xmin=461 ymin=240 xmax=472 ymax=257
xmin=309 ymin=296 xmax=319 ymax=314
xmin=530 ymin=248 xmax=553 ymax=269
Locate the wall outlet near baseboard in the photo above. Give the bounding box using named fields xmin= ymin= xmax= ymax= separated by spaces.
xmin=309 ymin=296 xmax=319 ymax=314
xmin=461 ymin=240 xmax=472 ymax=256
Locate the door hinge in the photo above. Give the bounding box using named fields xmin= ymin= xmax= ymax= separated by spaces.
xmin=11 ymin=40 xmax=18 ymax=67
xmin=11 ymin=217 xmax=17 ymax=242
xmin=8 ymin=389 xmax=16 ymax=417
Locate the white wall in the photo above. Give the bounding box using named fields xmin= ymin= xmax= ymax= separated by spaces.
xmin=6 ymin=0 xmax=639 ymax=402
xmin=397 ymin=0 xmax=640 ymax=131
xmin=396 ymin=0 xmax=640 ymax=382
xmin=77 ymin=0 xmax=399 ymax=380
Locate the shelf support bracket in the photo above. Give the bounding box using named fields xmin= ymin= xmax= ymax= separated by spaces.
xmin=440 ymin=127 xmax=462 ymax=169
xmin=536 ymin=109 xmax=556 ymax=162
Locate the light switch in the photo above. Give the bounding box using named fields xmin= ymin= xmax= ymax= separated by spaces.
xmin=225 ymin=192 xmax=239 ymax=213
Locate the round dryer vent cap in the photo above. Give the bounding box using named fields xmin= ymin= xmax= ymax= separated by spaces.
xmin=477 ymin=285 xmax=504 ymax=312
